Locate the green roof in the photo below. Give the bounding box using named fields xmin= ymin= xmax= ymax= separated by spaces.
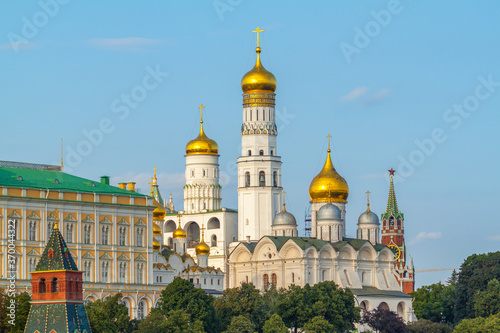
xmin=382 ymin=176 xmax=403 ymax=219
xmin=0 ymin=166 xmax=148 ymax=197
xmin=35 ymin=225 xmax=78 ymax=272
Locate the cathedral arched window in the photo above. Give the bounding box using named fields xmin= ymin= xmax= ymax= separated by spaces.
xmin=137 ymin=300 xmax=145 ymax=320
xmin=259 ymin=150 xmax=264 ymax=156
xmin=259 ymin=171 xmax=265 ymax=187
xmin=39 ymin=278 xmax=46 ymax=294
xmin=51 ymin=278 xmax=59 ymax=293
xmin=211 ymin=235 xmax=217 ymax=247
xmin=270 ymin=150 xmax=273 ymax=156
xmin=248 ymin=150 xmax=251 ymax=156
xmin=245 ymin=172 xmax=250 ymax=187
xmin=271 ymin=273 xmax=277 ymax=287
xmin=263 ymin=274 xmax=269 ymax=290
xmin=273 ymin=171 xmax=278 ymax=187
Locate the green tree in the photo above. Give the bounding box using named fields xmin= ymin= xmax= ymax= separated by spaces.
xmin=446 ymin=269 xmax=458 ymax=286
xmin=453 ymin=312 xmax=500 ymax=333
xmin=410 ymin=282 xmax=455 ymax=323
xmin=214 ymin=283 xmax=266 ymax=331
xmin=222 ymin=315 xmax=255 ymax=333
xmin=454 ymin=251 xmax=500 ymax=323
xmin=262 ymin=313 xmax=288 ymax=333
xmin=163 ymin=309 xmax=205 ymax=333
xmin=135 ymin=308 xmax=168 ymax=333
xmin=406 ymin=319 xmax=452 ymax=333
xmin=473 ymin=278 xmax=500 ymax=317
xmin=7 ymin=292 xmax=31 ymax=333
xmin=277 ymin=284 xmax=310 ymax=332
xmin=302 ymin=316 xmax=334 ymax=333
xmin=360 ymin=306 xmax=407 ymax=333
xmin=159 ymin=277 xmax=218 ymax=333
xmin=85 ymin=293 xmax=133 ymax=333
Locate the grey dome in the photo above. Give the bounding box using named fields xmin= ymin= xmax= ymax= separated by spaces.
xmin=317 ymin=203 xmax=342 ymax=221
xmin=273 ymin=210 xmax=297 ymax=226
xmin=358 ymin=210 xmax=380 ymax=225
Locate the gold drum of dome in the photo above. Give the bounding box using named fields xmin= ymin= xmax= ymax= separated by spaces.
xmin=152 ymin=223 xmax=162 ymax=236
xmin=195 ymin=241 xmax=210 ymax=256
xmin=241 ymin=47 xmax=277 ymax=94
xmin=153 ymin=238 xmax=161 ymax=251
xmin=173 ymin=226 xmax=187 ymax=239
xmin=185 ymin=123 xmax=219 ymax=155
xmin=152 ymin=200 xmax=166 ymax=221
xmin=309 ymin=149 xmax=349 ymax=203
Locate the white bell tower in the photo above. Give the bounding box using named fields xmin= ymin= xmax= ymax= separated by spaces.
xmin=237 ymin=28 xmax=282 ymax=241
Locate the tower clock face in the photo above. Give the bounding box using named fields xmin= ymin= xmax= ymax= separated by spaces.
xmin=388 ymin=244 xmax=401 ymax=261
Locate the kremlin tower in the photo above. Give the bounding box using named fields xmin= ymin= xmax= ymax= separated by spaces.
xmin=381 ymin=168 xmax=415 ymax=294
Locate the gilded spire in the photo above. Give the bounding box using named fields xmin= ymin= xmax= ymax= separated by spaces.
xmin=53 ymin=209 xmax=59 ymax=230
xmin=149 ymin=166 xmax=164 ymax=205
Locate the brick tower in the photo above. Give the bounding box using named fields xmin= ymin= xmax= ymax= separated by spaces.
xmin=24 ymin=211 xmax=92 ymax=333
xmin=380 ymin=169 xmax=415 ymax=294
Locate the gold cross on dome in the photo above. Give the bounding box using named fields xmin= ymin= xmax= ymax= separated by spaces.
xmin=198 ymin=104 xmax=206 ymax=123
xmin=282 ymin=190 xmax=286 ymax=211
xmin=177 ymin=212 xmax=182 ymax=224
xmin=252 ymin=27 xmax=264 ymax=47
xmin=154 ymin=166 xmax=157 ymax=177
xmin=326 ymin=134 xmax=332 ymax=150
xmin=366 ymin=190 xmax=371 ymax=211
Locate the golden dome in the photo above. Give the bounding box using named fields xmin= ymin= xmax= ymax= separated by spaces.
xmin=241 ymin=47 xmax=277 ymax=94
xmin=153 ymin=200 xmax=166 ymax=221
xmin=195 ymin=241 xmax=210 ymax=256
xmin=153 ymin=238 xmax=161 ymax=251
xmin=153 ymin=222 xmax=162 ymax=236
xmin=173 ymin=223 xmax=187 ymax=239
xmin=309 ymin=148 xmax=349 ymax=203
xmin=185 ymin=120 xmax=219 ymax=155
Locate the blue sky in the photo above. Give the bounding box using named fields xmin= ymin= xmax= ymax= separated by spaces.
xmin=1 ymin=1 xmax=499 ymax=288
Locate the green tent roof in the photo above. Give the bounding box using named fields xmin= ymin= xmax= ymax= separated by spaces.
xmin=35 ymin=224 xmax=78 ymax=272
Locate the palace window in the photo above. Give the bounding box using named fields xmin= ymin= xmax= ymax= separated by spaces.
xmin=101 ymin=226 xmax=109 ymax=245
xmin=101 ymin=262 xmax=109 ymax=283
xmin=136 ymin=263 xmax=144 ymax=284
xmin=119 ymin=262 xmax=127 ymax=283
xmin=119 ymin=227 xmax=126 ymax=246
xmin=137 ymin=300 xmax=145 ymax=320
xmin=83 ymin=225 xmax=92 ymax=244
xmin=66 ymin=223 xmax=73 ymax=243
xmin=47 ymin=221 xmax=54 ymax=240
xmin=136 ymin=228 xmax=144 ymax=247
xmin=83 ymin=261 xmax=92 ymax=282
xmin=29 ymin=221 xmax=37 ymax=241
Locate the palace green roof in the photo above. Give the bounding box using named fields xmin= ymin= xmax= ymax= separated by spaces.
xmin=0 ymin=166 xmax=147 ymax=197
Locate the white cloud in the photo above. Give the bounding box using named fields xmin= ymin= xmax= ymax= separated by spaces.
xmin=369 ymin=88 xmax=391 ymax=101
xmin=409 ymin=231 xmax=442 ymax=245
xmin=87 ymin=37 xmax=164 ymax=51
xmin=341 ymin=87 xmax=368 ymax=101
xmin=0 ymin=41 xmax=37 ymax=51
xmin=487 ymin=235 xmax=500 ymax=241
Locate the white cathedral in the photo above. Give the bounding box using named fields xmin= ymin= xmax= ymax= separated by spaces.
xmin=149 ymin=30 xmax=416 ymax=326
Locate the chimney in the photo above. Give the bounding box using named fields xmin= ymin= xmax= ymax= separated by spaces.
xmin=128 ymin=182 xmax=136 ymax=192
xmin=100 ymin=176 xmax=110 ymax=185
xmin=246 ymin=236 xmax=251 ymax=243
xmin=118 ymin=183 xmax=127 ymax=189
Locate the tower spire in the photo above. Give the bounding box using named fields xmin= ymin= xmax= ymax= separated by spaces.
xmin=385 ymin=168 xmax=399 ymax=216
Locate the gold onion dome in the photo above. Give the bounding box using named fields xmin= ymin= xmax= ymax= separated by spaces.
xmin=153 ymin=223 xmax=162 ymax=236
xmin=309 ymin=147 xmax=349 ymax=203
xmin=185 ymin=107 xmax=219 ymax=155
xmin=241 ymin=46 xmax=277 ymax=94
xmin=153 ymin=238 xmax=161 ymax=251
xmin=153 ymin=200 xmax=166 ymax=221
xmin=195 ymin=238 xmax=210 ymax=256
xmin=173 ymin=220 xmax=187 ymax=239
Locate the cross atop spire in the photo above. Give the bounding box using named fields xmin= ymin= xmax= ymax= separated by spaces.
xmin=53 ymin=209 xmax=59 ymax=230
xmin=198 ymin=104 xmax=206 ymax=123
xmin=200 ymin=224 xmax=206 ymax=241
xmin=252 ymin=27 xmax=264 ymax=47
xmin=366 ymin=190 xmax=371 ymax=211
xmin=326 ymin=134 xmax=332 ymax=152
xmin=282 ymin=190 xmax=286 ymax=211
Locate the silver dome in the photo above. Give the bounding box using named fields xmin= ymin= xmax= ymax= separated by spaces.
xmin=358 ymin=210 xmax=380 ymax=225
xmin=317 ymin=203 xmax=342 ymax=221
xmin=273 ymin=210 xmax=297 ymax=226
